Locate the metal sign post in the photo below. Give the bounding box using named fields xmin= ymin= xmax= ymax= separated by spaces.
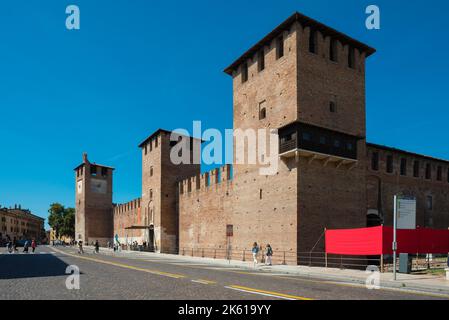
xmin=393 ymin=195 xmax=398 ymax=281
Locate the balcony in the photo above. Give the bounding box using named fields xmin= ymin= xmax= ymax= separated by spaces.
xmin=278 ymin=122 xmax=360 ymax=167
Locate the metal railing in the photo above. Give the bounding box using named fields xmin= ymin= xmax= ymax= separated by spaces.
xmin=121 ymin=245 xmax=448 ymax=273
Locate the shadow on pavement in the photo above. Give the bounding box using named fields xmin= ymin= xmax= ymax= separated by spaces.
xmin=0 ymin=253 xmax=74 ymax=280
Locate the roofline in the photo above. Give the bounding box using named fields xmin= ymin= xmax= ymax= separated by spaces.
xmin=138 ymin=128 xmax=205 ymax=149
xmin=278 ymin=120 xmax=366 ymax=139
xmin=138 ymin=129 xmax=172 ymax=148
xmin=367 ymin=143 xmax=449 ymax=165
xmin=224 ymin=11 xmax=376 ymax=75
xmin=73 ymin=163 xmax=115 ymax=171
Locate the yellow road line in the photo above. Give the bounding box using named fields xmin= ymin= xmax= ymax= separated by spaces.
xmin=226 ymin=285 xmax=313 ymax=300
xmin=51 ymin=247 xmax=185 ymax=279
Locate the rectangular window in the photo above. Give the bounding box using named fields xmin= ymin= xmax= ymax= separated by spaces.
xmin=425 ymin=163 xmax=432 ymax=180
xmin=90 ymin=165 xmax=97 ymax=176
xmin=150 ymin=166 xmax=154 ymax=177
xmin=101 ymin=167 xmax=108 ymax=177
xmin=400 ymin=158 xmax=407 ymax=176
xmin=241 ymin=63 xmax=248 ymax=83
xmin=259 ymin=101 xmax=267 ymax=120
xmin=309 ymin=29 xmax=317 ymax=54
xmin=371 ymin=152 xmax=379 ymax=171
xmin=276 ymin=36 xmax=284 ymax=59
xmin=437 ymin=166 xmax=442 ymax=181
xmin=386 ymin=155 xmax=393 ymax=173
xmin=258 ymin=50 xmax=265 ymax=72
xmin=426 ymin=195 xmax=433 ymax=210
xmin=259 ymin=189 xmax=263 ymax=200
xmin=413 ymin=160 xmax=420 ymax=178
xmin=348 ymin=47 xmax=355 ymax=69
xmin=149 ymin=189 xmax=153 ymax=200
xmin=330 ymin=39 xmax=338 ymax=62
xmin=302 ymin=132 xmax=311 ymax=141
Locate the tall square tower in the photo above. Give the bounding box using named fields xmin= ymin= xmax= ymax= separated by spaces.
xmin=74 ymin=153 xmax=114 ymax=246
xmin=224 ymin=12 xmax=375 ymax=255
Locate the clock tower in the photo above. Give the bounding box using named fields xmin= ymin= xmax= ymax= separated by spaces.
xmin=74 ymin=153 xmax=114 ymax=246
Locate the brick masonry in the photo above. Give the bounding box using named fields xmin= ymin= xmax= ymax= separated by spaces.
xmin=75 ymin=12 xmax=449 ymax=263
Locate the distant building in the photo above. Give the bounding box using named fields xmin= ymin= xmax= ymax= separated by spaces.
xmin=75 ymin=12 xmax=449 ymax=262
xmin=48 ymin=228 xmax=73 ymax=244
xmin=0 ymin=205 xmax=45 ymax=242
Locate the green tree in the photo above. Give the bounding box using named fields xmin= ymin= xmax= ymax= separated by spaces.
xmin=48 ymin=203 xmax=75 ymax=239
xmin=60 ymin=207 xmax=75 ymax=239
xmin=48 ymin=203 xmax=65 ymax=238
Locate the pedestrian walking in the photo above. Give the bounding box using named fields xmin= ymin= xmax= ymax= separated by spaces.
xmin=252 ymin=242 xmax=259 ymax=267
xmin=23 ymin=240 xmax=29 ymax=253
xmin=78 ymin=240 xmax=84 ymax=254
xmin=265 ymin=244 xmax=273 ymax=266
xmin=31 ymin=239 xmax=37 ymax=253
xmin=94 ymin=240 xmax=99 ymax=254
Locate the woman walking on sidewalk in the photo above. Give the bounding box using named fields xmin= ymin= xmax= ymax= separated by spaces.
xmin=252 ymin=242 xmax=259 ymax=268
xmin=31 ymin=239 xmax=37 ymax=253
xmin=265 ymin=244 xmax=273 ymax=266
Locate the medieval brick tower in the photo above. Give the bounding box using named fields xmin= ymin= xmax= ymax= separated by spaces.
xmin=224 ymin=12 xmax=376 ymax=255
xmin=74 ymin=153 xmax=114 ymax=246
xmin=139 ymin=130 xmax=200 ymax=253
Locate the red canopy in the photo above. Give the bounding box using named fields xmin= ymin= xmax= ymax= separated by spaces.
xmin=325 ymin=226 xmax=449 ymax=255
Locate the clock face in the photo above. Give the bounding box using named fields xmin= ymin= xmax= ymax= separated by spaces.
xmin=77 ymin=181 xmax=83 ymax=194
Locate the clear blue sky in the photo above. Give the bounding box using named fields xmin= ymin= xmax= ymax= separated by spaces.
xmin=1 ymin=0 xmax=448 ymax=228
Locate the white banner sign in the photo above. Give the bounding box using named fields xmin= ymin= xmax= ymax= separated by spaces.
xmin=397 ymin=197 xmax=416 ymax=230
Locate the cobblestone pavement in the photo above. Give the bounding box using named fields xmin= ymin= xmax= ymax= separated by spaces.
xmin=0 ymin=246 xmax=447 ymax=300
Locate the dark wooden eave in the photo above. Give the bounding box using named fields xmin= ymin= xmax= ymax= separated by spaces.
xmin=224 ymin=11 xmax=376 ymax=75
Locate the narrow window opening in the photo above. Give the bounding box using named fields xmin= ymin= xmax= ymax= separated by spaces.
xmin=329 ymin=101 xmax=336 ymax=113
xmin=413 ymin=160 xmax=420 ymax=178
xmin=258 ymin=50 xmax=265 ymax=72
xmin=330 ymin=39 xmax=338 ymax=62
xmin=276 ymin=35 xmax=284 ymax=59
xmin=371 ymin=152 xmax=379 ymax=171
xmin=425 ymin=164 xmax=432 ymax=180
xmin=348 ymin=47 xmax=355 ymax=69
xmin=259 ymin=189 xmax=263 ymax=200
xmin=241 ymin=63 xmax=248 ymax=83
xmin=259 ymin=101 xmax=267 ymax=120
xmin=386 ymin=155 xmax=393 ymax=173
xmin=400 ymin=158 xmax=407 ymax=176
xmin=309 ymin=29 xmax=317 ymax=54
xmin=437 ymin=166 xmax=442 ymax=181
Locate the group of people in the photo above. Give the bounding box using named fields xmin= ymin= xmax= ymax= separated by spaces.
xmin=4 ymin=239 xmax=37 ymax=254
xmin=251 ymin=242 xmax=273 ymax=267
xmin=76 ymin=240 xmax=100 ymax=254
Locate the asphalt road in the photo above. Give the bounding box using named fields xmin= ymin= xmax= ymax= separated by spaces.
xmin=0 ymin=245 xmax=447 ymax=300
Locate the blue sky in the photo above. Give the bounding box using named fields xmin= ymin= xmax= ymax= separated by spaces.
xmin=1 ymin=0 xmax=448 ymax=227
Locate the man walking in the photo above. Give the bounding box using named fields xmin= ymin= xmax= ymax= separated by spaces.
xmin=78 ymin=240 xmax=84 ymax=254
xmin=94 ymin=240 xmax=100 ymax=254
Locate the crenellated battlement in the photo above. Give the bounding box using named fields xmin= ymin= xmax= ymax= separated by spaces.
xmin=113 ymin=198 xmax=142 ymax=215
xmin=179 ymin=164 xmax=233 ymax=196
